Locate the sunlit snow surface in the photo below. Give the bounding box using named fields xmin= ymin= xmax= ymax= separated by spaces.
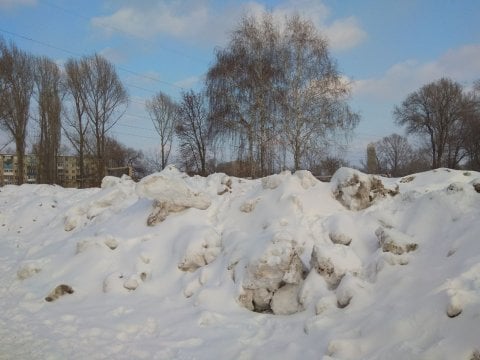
xmin=1 ymin=166 xmax=479 ymax=359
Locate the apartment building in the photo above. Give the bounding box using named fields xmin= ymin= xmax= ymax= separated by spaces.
xmin=56 ymin=155 xmax=98 ymax=188
xmin=0 ymin=154 xmax=130 ymax=188
xmin=0 ymin=154 xmax=37 ymax=185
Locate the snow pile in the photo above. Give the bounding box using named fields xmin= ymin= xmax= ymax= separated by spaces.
xmin=331 ymin=167 xmax=398 ymax=210
xmin=238 ymin=230 xmax=305 ymax=314
xmin=1 ymin=167 xmax=480 ymax=359
xmin=136 ymin=166 xmax=211 ymax=226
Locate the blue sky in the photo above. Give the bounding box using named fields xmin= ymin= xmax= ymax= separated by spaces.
xmin=1 ymin=0 xmax=479 ymax=165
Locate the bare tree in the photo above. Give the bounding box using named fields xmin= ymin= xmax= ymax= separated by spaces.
xmin=375 ymin=133 xmax=412 ymax=176
xmin=0 ymin=38 xmax=34 ymax=184
xmin=463 ymin=80 xmax=480 ymax=170
xmin=33 ymin=56 xmax=62 ymax=184
xmin=305 ymin=153 xmax=347 ymax=177
xmin=63 ymin=58 xmax=90 ymax=188
xmin=475 ymin=79 xmax=480 ymax=91
xmin=0 ymin=139 xmax=13 ymax=152
xmin=104 ymin=137 xmax=146 ymax=180
xmin=207 ymin=13 xmax=358 ymax=176
xmin=394 ymin=78 xmax=469 ymax=169
xmin=176 ymin=90 xmax=210 ymax=176
xmin=319 ymin=156 xmax=348 ymax=176
xmin=407 ymin=146 xmax=431 ymax=174
xmin=207 ymin=13 xmax=282 ymax=177
xmin=146 ymin=91 xmax=177 ymax=170
xmin=79 ymin=54 xmax=128 ymax=185
xmin=463 ymin=118 xmax=480 ymax=170
xmin=143 ymin=147 xmax=164 ymax=174
xmin=280 ymin=15 xmax=358 ymax=170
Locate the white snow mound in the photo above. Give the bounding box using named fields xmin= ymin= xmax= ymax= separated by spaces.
xmin=1 ymin=167 xmax=480 ymax=359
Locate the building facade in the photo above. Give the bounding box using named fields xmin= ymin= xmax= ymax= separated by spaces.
xmin=0 ymin=153 xmax=132 ymax=188
xmin=0 ymin=154 xmax=37 ymax=185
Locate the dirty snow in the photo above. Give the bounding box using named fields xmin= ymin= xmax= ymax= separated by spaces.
xmin=1 ymin=166 xmax=480 ymax=359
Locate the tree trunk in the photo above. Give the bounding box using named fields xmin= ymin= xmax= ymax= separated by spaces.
xmin=15 ymin=138 xmax=25 ymax=185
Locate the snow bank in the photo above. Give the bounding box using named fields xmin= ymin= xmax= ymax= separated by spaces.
xmin=1 ymin=167 xmax=480 ymax=359
xmin=136 ymin=166 xmax=211 ymax=226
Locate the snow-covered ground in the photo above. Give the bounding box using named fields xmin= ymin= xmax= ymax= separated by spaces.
xmin=1 ymin=166 xmax=479 ymax=359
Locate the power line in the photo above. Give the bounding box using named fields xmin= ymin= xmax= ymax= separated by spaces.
xmin=38 ymin=0 xmax=209 ymax=65
xmin=124 ymin=82 xmax=159 ymax=94
xmin=117 ymin=123 xmax=156 ymax=132
xmin=111 ymin=130 xmax=158 ymax=140
xmin=0 ymin=28 xmax=172 ymax=141
xmin=123 ymin=112 xmax=152 ymax=121
xmin=0 ymin=28 xmax=185 ymax=92
xmin=129 ymin=98 xmax=148 ymax=107
xmin=0 ymin=27 xmax=81 ymax=57
xmin=117 ymin=66 xmax=184 ymax=90
xmin=0 ymin=30 xmax=399 ymax=144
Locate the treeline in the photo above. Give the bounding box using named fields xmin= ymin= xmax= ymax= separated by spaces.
xmin=147 ymin=14 xmax=480 ymax=179
xmin=366 ymin=78 xmax=480 ymax=176
xmin=0 ymin=38 xmax=133 ymax=186
xmin=1 ymin=13 xmax=358 ymax=185
xmin=147 ymin=14 xmax=359 ymax=178
xmin=2 ymin=12 xmax=480 ymax=186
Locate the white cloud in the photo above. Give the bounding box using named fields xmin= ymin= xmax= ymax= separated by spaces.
xmin=91 ymin=1 xmax=213 ymax=42
xmin=0 ymin=0 xmax=35 ymax=9
xmin=246 ymin=0 xmax=330 ymax=27
xmin=323 ymin=17 xmax=367 ymax=51
xmin=174 ymin=75 xmax=201 ymax=89
xmin=248 ymin=0 xmax=366 ymax=51
xmin=353 ymin=44 xmax=480 ymax=101
xmin=91 ymin=0 xmax=366 ymax=51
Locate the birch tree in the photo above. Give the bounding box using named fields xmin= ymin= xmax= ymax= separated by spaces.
xmin=207 ymin=13 xmax=358 ymax=176
xmin=207 ymin=13 xmax=282 ymax=177
xmin=279 ymin=15 xmax=358 ymax=170
xmin=146 ymin=91 xmax=177 ymax=170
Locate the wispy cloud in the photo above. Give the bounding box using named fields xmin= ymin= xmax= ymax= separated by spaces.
xmin=353 ymin=44 xmax=480 ymax=101
xmin=174 ymin=75 xmax=201 ymax=89
xmin=91 ymin=1 xmax=213 ymax=43
xmin=91 ymin=0 xmax=366 ymax=51
xmin=247 ymin=0 xmax=366 ymax=51
xmin=99 ymin=47 xmax=129 ymax=64
xmin=323 ymin=17 xmax=366 ymax=51
xmin=0 ymin=0 xmax=36 ymax=10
